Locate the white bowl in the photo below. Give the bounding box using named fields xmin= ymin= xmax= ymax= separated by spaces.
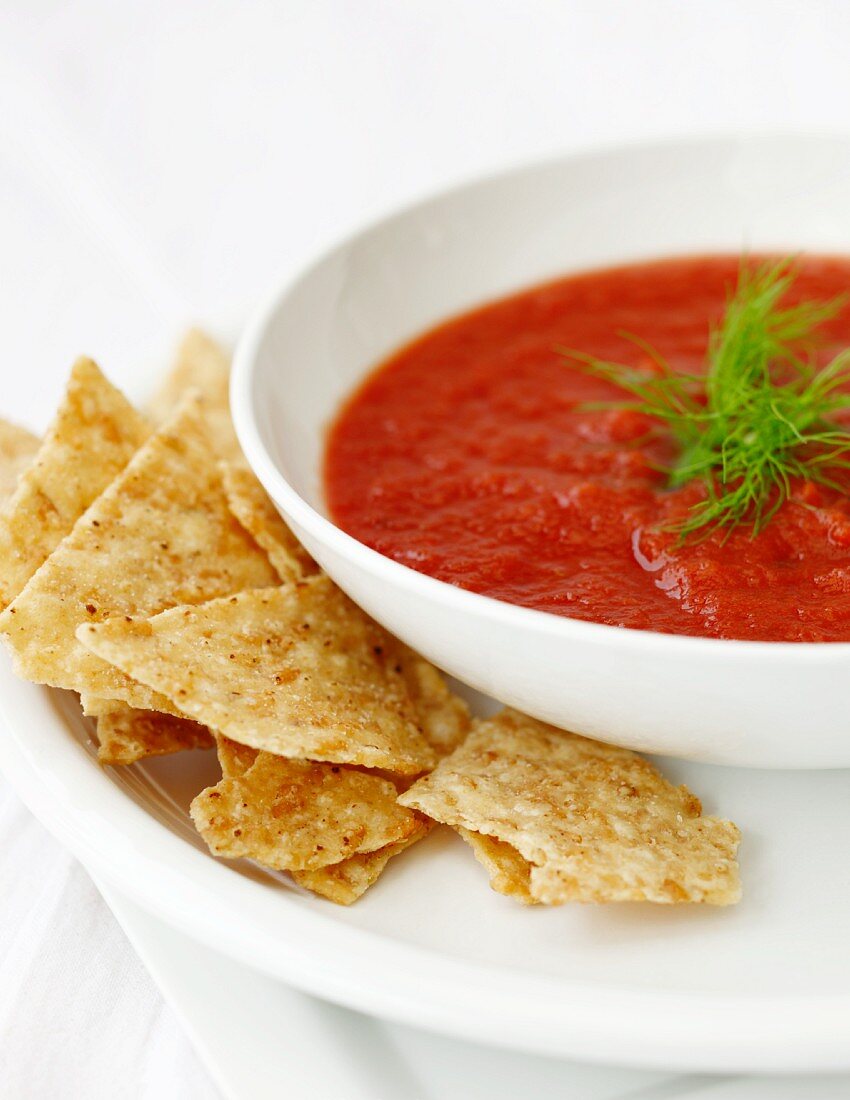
xmin=232 ymin=135 xmax=850 ymax=769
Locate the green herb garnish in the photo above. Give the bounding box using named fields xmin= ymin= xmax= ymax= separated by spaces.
xmin=559 ymin=258 xmax=850 ymax=541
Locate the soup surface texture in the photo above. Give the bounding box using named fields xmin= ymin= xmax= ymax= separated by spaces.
xmin=325 ymin=255 xmax=850 ymax=641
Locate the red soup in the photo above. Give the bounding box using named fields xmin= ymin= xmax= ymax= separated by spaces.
xmin=324 ymin=255 xmax=850 ymax=642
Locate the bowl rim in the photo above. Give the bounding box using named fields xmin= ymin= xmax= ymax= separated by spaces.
xmin=232 ymin=132 xmax=850 ymax=663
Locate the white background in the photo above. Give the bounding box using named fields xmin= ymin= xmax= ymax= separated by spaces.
xmin=3 ymin=2 xmax=850 ymax=1096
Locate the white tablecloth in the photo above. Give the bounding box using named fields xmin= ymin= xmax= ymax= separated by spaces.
xmin=4 ymin=2 xmax=850 ymax=1094
xmin=0 ymin=785 xmax=219 ymax=1099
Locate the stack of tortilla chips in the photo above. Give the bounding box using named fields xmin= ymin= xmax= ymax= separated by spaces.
xmin=0 ymin=333 xmax=741 ymax=906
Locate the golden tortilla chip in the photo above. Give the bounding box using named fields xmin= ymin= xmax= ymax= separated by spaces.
xmin=0 ymin=359 xmax=149 ymax=608
xmin=397 ymin=647 xmax=470 ymax=755
xmin=148 ymin=329 xmax=240 ymax=461
xmin=212 ymin=732 xmax=429 ymax=903
xmin=214 ymin=729 xmax=438 ymax=903
xmin=457 ymin=828 xmax=535 ymax=904
xmin=0 ymin=395 xmax=276 ymax=710
xmin=0 ymin=419 xmax=39 ymax=503
xmin=400 ymin=710 xmax=741 ymax=905
xmin=218 ymin=461 xmax=467 ymax=752
xmin=190 ymin=751 xmax=420 ymax=872
xmin=222 ymin=463 xmax=317 ymax=582
xmin=292 ymin=820 xmax=432 ymax=904
xmin=214 ymin=733 xmax=258 ymax=779
xmin=77 ymin=578 xmax=436 ymax=775
xmin=95 ymin=701 xmax=212 ymax=766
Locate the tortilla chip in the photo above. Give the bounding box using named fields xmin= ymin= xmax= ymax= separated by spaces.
xmin=292 ymin=819 xmax=432 ymax=904
xmin=0 ymin=395 xmax=276 ymax=710
xmin=400 ymin=710 xmax=741 ymax=905
xmin=222 ymin=464 xmax=318 ymax=582
xmin=77 ymin=578 xmax=437 ymax=775
xmin=214 ymin=733 xmax=258 ymax=779
xmin=80 ymin=694 xmax=119 ymax=718
xmin=397 ymin=647 xmax=470 ymax=755
xmin=0 ymin=359 xmax=149 ymax=608
xmin=219 ymin=459 xmax=468 ymax=750
xmin=95 ymin=701 xmax=212 ymax=766
xmin=211 ymin=731 xmax=429 ymax=902
xmin=293 ymin=655 xmax=475 ymax=901
xmin=457 ymin=828 xmax=535 ymax=904
xmin=148 ymin=329 xmax=240 ymax=461
xmin=190 ymin=751 xmax=420 ymax=872
xmin=0 ymin=419 xmax=39 ymax=503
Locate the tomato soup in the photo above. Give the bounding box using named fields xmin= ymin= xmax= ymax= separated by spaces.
xmin=324 ymin=256 xmax=850 ymax=641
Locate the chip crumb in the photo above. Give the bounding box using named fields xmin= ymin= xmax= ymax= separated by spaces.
xmin=400 ymin=709 xmax=741 ymax=905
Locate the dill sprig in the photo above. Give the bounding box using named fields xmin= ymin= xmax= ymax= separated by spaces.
xmin=558 ymin=259 xmax=850 ymax=541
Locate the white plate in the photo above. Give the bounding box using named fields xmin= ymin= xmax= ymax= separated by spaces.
xmin=97 ymin=878 xmax=849 ymax=1099
xmin=93 ymin=879 xmax=684 ymax=1100
xmin=2 ymin=659 xmax=850 ymax=1074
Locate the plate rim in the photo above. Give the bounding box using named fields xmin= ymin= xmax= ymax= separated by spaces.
xmin=1 ymin=673 xmax=849 ymax=1074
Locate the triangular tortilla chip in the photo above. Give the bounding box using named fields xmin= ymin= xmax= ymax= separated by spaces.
xmin=95 ymin=701 xmax=212 ymax=766
xmin=0 ymin=359 xmax=149 ymax=608
xmin=218 ymin=470 xmax=467 ymax=752
xmin=0 ymin=419 xmax=39 ymax=503
xmin=400 ymin=710 xmax=741 ymax=905
xmin=221 ymin=463 xmax=318 ymax=582
xmin=148 ymin=329 xmax=240 ymax=461
xmin=213 ymin=720 xmax=445 ymax=904
xmin=190 ymin=751 xmax=420 ymax=872
xmin=77 ymin=578 xmax=437 ymax=775
xmin=210 ymin=732 xmax=430 ymax=898
xmin=0 ymin=395 xmax=277 ymax=710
